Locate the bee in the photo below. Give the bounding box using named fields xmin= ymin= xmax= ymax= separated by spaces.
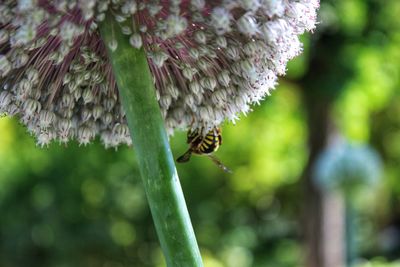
xmin=177 ymin=127 xmax=232 ymax=173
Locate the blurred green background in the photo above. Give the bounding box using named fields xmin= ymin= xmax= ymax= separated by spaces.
xmin=1 ymin=0 xmax=400 ymax=266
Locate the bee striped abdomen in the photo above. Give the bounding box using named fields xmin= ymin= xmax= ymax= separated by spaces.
xmin=197 ymin=131 xmax=221 ymax=154
xmin=177 ymin=127 xmax=231 ymax=173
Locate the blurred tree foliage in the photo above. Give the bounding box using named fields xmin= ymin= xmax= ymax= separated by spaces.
xmin=0 ymin=0 xmax=400 ymax=266
xmin=293 ymin=0 xmax=399 ymax=265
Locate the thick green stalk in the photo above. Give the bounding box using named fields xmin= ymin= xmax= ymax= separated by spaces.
xmin=99 ymin=15 xmax=203 ymax=267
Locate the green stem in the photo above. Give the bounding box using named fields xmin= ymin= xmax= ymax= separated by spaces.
xmin=99 ymin=14 xmax=203 ymax=267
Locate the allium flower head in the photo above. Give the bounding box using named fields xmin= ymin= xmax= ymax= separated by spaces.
xmin=313 ymin=143 xmax=382 ymax=194
xmin=0 ymin=0 xmax=319 ymax=147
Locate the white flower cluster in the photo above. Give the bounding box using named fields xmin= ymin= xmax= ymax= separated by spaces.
xmin=0 ymin=0 xmax=319 ymax=147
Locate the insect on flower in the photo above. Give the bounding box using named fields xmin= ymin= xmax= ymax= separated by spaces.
xmin=177 ymin=127 xmax=232 ymax=173
xmin=0 ymin=0 xmax=319 ymax=148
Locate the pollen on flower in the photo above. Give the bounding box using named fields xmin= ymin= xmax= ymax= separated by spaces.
xmin=0 ymin=0 xmax=319 ymax=147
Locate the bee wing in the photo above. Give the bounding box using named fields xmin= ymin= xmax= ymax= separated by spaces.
xmin=176 ymin=149 xmax=192 ymax=163
xmin=207 ymin=154 xmax=232 ymax=173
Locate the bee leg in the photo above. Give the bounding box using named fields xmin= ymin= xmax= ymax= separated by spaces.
xmin=176 ymin=149 xmax=192 ymax=163
xmin=207 ymin=154 xmax=232 ymax=173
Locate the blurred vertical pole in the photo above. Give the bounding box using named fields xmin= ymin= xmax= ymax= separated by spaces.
xmin=345 ymin=198 xmax=356 ymax=267
xmin=300 ymin=94 xmax=330 ymax=267
xmin=323 ymin=192 xmax=346 ymax=267
xmin=300 ymin=94 xmax=346 ymax=267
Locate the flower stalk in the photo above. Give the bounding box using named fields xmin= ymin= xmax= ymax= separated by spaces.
xmin=99 ymin=13 xmax=203 ymax=267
